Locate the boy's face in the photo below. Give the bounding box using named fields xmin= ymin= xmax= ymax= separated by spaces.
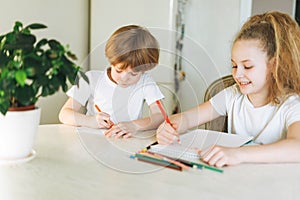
xmin=110 ymin=63 xmax=143 ymax=88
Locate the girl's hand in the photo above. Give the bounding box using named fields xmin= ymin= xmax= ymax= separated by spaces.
xmin=104 ymin=121 xmax=139 ymax=139
xmin=95 ymin=112 xmax=114 ymax=129
xmin=199 ymin=146 xmax=242 ymax=167
xmin=156 ymin=121 xmax=179 ymax=144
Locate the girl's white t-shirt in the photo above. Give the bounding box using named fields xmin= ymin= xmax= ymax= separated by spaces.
xmin=210 ymin=84 xmax=300 ymax=144
xmin=67 ymin=69 xmax=164 ymax=123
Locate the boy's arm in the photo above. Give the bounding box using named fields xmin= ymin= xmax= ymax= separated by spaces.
xmin=103 ymin=101 xmax=164 ymax=138
xmin=59 ymin=97 xmax=99 ymax=128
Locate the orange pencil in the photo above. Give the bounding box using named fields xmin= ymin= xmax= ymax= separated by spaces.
xmin=95 ymin=104 xmax=101 ymax=112
xmin=94 ymin=104 xmax=114 ymax=128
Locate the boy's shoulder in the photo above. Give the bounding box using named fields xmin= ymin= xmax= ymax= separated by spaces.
xmin=86 ymin=69 xmax=105 ymax=76
xmin=85 ymin=69 xmax=106 ymax=79
xmin=83 ymin=70 xmax=106 ymax=86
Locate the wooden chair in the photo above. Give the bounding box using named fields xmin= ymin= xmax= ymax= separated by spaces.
xmin=203 ymin=75 xmax=235 ymax=132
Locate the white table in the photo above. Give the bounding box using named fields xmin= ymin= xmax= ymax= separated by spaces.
xmin=1 ymin=124 xmax=300 ymax=200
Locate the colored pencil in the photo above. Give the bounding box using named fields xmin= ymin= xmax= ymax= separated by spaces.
xmin=141 ymin=151 xmax=190 ymax=170
xmin=145 ymin=150 xmax=222 ymax=173
xmin=94 ymin=104 xmax=101 ymax=112
xmin=156 ymin=100 xmax=171 ymax=124
xmin=133 ymin=153 xmax=182 ymax=171
xmin=155 ymin=100 xmax=180 ymax=143
xmin=94 ymin=104 xmax=114 ymax=128
xmin=146 ymin=151 xmax=200 ymax=169
xmin=145 ymin=141 xmax=158 ymax=150
xmin=188 ymin=160 xmax=223 ymax=173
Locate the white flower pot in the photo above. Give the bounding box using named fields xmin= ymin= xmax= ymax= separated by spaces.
xmin=0 ymin=107 xmax=41 ymax=161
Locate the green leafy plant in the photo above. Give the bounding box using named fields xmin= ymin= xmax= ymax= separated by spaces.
xmin=0 ymin=21 xmax=88 ymax=115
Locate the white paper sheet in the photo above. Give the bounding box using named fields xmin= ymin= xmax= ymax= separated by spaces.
xmin=149 ymin=129 xmax=253 ymax=161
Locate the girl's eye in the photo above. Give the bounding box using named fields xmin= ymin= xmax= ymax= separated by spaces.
xmin=116 ymin=70 xmax=122 ymax=73
xmin=231 ymin=65 xmax=253 ymax=69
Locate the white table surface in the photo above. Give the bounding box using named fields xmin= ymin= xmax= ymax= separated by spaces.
xmin=1 ymin=124 xmax=300 ymax=200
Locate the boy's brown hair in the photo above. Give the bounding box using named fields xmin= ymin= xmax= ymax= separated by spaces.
xmin=105 ymin=25 xmax=160 ymax=72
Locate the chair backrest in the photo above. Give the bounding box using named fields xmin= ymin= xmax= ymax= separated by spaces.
xmin=203 ymin=75 xmax=235 ymax=132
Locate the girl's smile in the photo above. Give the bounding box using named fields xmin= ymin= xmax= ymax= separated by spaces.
xmin=231 ymin=39 xmax=272 ymax=107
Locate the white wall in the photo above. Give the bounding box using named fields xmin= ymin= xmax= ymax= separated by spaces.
xmin=176 ymin=0 xmax=250 ymax=111
xmin=252 ymin=0 xmax=295 ymax=16
xmin=0 ymin=0 xmax=89 ymax=124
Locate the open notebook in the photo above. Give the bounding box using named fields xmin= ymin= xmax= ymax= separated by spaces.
xmin=148 ymin=129 xmax=253 ymax=161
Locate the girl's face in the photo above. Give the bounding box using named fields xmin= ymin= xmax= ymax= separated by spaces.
xmin=110 ymin=63 xmax=143 ymax=88
xmin=231 ymin=40 xmax=272 ymax=106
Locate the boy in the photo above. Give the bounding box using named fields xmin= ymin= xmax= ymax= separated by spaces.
xmin=59 ymin=25 xmax=164 ymax=138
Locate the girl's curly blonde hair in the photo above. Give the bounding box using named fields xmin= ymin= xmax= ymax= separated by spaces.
xmin=234 ymin=11 xmax=300 ymax=104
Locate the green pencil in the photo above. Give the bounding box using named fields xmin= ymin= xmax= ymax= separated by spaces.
xmin=144 ymin=151 xmax=223 ymax=173
xmin=188 ymin=161 xmax=223 ymax=173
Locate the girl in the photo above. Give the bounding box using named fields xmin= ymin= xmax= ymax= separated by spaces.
xmin=156 ymin=11 xmax=300 ymax=167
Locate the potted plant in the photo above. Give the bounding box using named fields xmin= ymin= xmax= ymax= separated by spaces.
xmin=0 ymin=21 xmax=87 ymax=162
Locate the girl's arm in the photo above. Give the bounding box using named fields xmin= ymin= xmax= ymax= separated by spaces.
xmin=239 ymin=121 xmax=300 ymax=162
xmin=156 ymin=101 xmax=221 ymax=144
xmin=59 ymin=97 xmax=112 ymax=129
xmin=200 ymin=121 xmax=300 ymax=167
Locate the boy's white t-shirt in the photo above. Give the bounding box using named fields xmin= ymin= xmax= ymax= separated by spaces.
xmin=67 ymin=69 xmax=164 ymax=123
xmin=210 ymin=84 xmax=300 ymax=144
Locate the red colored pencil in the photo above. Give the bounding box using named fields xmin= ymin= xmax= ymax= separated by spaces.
xmin=156 ymin=100 xmax=171 ymax=124
xmin=156 ymin=100 xmax=180 ymax=143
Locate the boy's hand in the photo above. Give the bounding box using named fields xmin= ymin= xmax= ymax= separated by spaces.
xmin=104 ymin=121 xmax=139 ymax=139
xmin=156 ymin=121 xmax=179 ymax=144
xmin=95 ymin=112 xmax=114 ymax=129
